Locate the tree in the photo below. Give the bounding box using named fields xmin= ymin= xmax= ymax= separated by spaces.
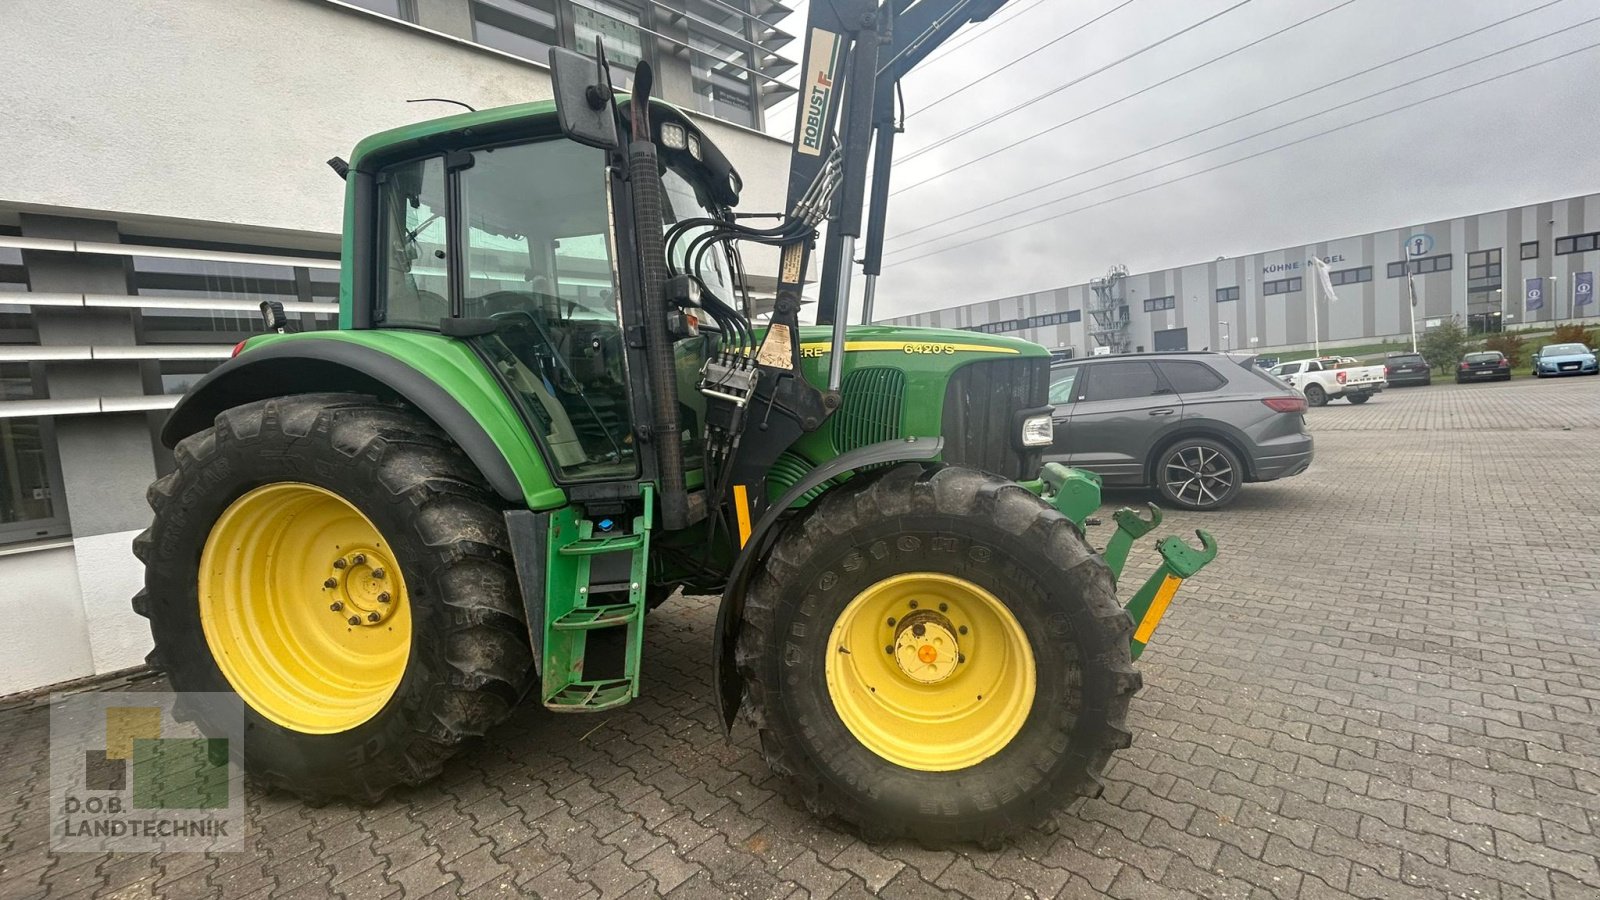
xmin=1483 ymin=331 xmax=1525 ymax=367
xmin=1419 ymin=316 xmax=1468 ymax=371
xmin=1551 ymin=323 xmax=1597 ymax=347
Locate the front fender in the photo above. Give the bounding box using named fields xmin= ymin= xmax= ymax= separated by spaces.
xmin=162 ymin=331 xmax=564 ymax=509
xmin=712 ymin=436 xmax=945 ymax=733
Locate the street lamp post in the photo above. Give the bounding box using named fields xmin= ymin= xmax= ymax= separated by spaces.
xmin=1545 ymin=276 xmax=1561 ymax=322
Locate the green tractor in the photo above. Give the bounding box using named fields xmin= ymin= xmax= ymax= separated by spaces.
xmin=134 ymin=2 xmax=1214 ymax=845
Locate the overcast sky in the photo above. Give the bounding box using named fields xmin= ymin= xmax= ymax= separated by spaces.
xmin=766 ymin=0 xmax=1600 ymax=322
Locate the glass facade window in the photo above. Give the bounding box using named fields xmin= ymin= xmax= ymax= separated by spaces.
xmin=1263 ymin=276 xmax=1302 ymax=296
xmin=2 ymin=247 xmax=31 ymax=344
xmin=964 ymin=308 xmax=1080 ymax=334
xmin=474 ymin=0 xmax=562 ymax=63
xmin=1216 ymin=286 xmax=1239 ymax=302
xmin=680 ymin=0 xmax=758 ymax=128
xmin=131 ymin=253 xmax=340 ymax=344
xmin=0 ymin=362 xmax=70 ymax=544
xmin=1521 ymin=240 xmax=1539 ymax=260
xmin=1388 ymin=254 xmax=1451 ymax=277
xmin=470 ymin=0 xmax=779 ymax=129
xmin=1142 ymin=295 xmax=1175 ymax=311
xmin=1555 ymin=232 xmax=1599 ymax=255
xmin=1328 ymin=266 xmax=1372 ymax=286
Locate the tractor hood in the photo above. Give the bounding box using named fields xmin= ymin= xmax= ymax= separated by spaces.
xmin=792 ymin=324 xmax=1049 ymax=359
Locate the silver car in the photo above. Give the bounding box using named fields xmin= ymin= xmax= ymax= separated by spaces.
xmin=1047 ymin=353 xmax=1313 ymax=511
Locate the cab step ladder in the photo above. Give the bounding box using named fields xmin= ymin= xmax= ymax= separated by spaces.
xmin=541 ymin=485 xmax=652 ymax=712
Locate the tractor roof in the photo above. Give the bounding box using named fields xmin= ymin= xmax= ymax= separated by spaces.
xmin=349 ymin=96 xmax=701 ymax=170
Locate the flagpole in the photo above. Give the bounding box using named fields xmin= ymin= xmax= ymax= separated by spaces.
xmin=1312 ymin=276 xmax=1320 ymax=357
xmin=1408 ymin=278 xmax=1417 ymax=352
xmin=1308 ymin=258 xmax=1320 ymax=357
xmin=1402 ymin=253 xmax=1418 ymax=353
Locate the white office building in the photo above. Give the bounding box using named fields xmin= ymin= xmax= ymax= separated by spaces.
xmin=0 ymin=0 xmax=798 ymax=695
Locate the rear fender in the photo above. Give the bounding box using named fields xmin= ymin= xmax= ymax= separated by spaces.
xmin=162 ymin=332 xmax=564 ymax=509
xmin=712 ymin=437 xmax=945 ymax=733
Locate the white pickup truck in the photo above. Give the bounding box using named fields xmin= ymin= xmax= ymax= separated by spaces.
xmin=1268 ymin=357 xmax=1387 ymax=406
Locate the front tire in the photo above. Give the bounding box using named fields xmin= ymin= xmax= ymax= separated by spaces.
xmin=1304 ymin=384 xmax=1328 ymax=407
xmin=736 ymin=465 xmax=1138 ymax=845
xmin=133 ymin=394 xmax=533 ymax=803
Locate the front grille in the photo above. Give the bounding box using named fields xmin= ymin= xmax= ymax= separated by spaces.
xmin=941 ymin=357 xmax=1050 ymax=480
xmin=835 ymin=367 xmax=906 ymax=453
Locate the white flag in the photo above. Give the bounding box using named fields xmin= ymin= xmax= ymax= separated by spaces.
xmin=1311 ymin=257 xmax=1339 ymax=304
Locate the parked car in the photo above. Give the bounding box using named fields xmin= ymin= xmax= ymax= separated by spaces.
xmin=1530 ymin=342 xmax=1598 ymax=377
xmin=1268 ymin=357 xmax=1387 ymax=406
xmin=1456 ymin=350 xmax=1511 ymax=383
xmin=1384 ymin=351 xmax=1432 ymax=386
xmin=1046 ymin=352 xmax=1313 ymax=511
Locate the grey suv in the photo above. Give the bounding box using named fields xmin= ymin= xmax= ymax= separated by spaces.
xmin=1047 ymin=353 xmax=1313 ymax=511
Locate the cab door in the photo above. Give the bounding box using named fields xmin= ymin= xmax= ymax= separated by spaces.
xmin=1057 ymin=360 xmax=1180 ymax=485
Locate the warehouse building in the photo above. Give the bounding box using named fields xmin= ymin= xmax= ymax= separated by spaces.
xmin=0 ymin=0 xmax=798 ymax=694
xmin=883 ymin=192 xmax=1600 ymax=358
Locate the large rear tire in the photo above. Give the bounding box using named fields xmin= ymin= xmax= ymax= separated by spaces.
xmin=133 ymin=394 xmax=533 ymax=803
xmin=736 ymin=465 xmax=1139 ymax=845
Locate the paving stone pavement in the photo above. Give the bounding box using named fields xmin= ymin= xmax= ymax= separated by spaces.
xmin=2 ymin=375 xmax=1598 ymax=899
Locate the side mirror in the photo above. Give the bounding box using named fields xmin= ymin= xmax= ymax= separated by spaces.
xmin=549 ymin=46 xmax=620 ymax=151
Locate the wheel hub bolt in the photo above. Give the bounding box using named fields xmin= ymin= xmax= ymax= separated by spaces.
xmin=958 ymin=625 xmax=968 ymax=635
xmin=378 ymin=592 xmax=390 ymax=604
xmin=885 ymin=645 xmax=894 ymax=654
xmin=352 ymin=553 xmax=366 ymax=565
xmin=367 ymin=612 xmax=381 ymax=623
xmin=911 ymin=623 xmax=926 ymax=638
xmin=329 ymin=602 xmax=343 ymax=612
xmin=908 ymin=600 xmax=918 ymax=609
xmin=323 ymin=577 xmax=338 ymax=589
xmin=939 ymin=602 xmax=948 ymax=612
xmin=347 ymin=616 xmax=361 ymax=626
xmin=371 ymin=568 xmax=385 ymax=579
xmin=333 ymin=559 xmax=347 ymax=570
xmin=886 ymin=617 xmax=896 ymax=626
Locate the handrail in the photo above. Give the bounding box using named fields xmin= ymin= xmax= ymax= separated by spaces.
xmin=0 ymin=236 xmax=339 ymax=271
xmin=1 ymin=292 xmax=338 ymax=315
xmin=0 ymin=344 xmax=237 ymax=362
xmin=0 ymin=395 xmax=182 ymax=419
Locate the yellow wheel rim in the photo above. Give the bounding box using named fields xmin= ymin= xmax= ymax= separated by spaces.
xmin=824 ymin=573 xmax=1036 ymax=771
xmin=199 ymin=483 xmax=411 ymax=734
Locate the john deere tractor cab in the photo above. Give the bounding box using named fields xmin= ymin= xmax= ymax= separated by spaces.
xmin=135 ymin=0 xmax=1215 ymax=844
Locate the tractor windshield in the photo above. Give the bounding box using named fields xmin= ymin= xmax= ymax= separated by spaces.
xmin=376 ymin=139 xmax=636 ymax=481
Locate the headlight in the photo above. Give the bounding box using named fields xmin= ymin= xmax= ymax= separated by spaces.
xmin=687 ymin=133 xmax=703 ymax=160
xmin=1021 ymin=414 xmax=1053 ymax=447
xmin=659 ymin=122 xmax=688 ymax=150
